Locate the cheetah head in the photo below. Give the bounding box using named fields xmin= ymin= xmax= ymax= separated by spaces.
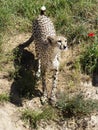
xmin=47 ymin=35 xmax=67 ymax=50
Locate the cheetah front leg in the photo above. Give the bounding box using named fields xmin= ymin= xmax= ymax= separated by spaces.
xmin=36 ymin=59 xmax=41 ymax=78
xmin=50 ymin=69 xmax=59 ymax=105
xmin=50 ymin=55 xmax=60 ymax=105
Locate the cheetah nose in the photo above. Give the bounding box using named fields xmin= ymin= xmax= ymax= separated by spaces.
xmin=63 ymin=46 xmax=68 ymax=50
xmin=64 ymin=46 xmax=67 ymax=50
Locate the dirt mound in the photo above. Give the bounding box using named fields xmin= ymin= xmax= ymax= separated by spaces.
xmin=0 ymin=103 xmax=27 ymax=130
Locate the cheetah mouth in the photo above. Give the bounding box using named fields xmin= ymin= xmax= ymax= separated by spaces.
xmin=60 ymin=46 xmax=68 ymax=50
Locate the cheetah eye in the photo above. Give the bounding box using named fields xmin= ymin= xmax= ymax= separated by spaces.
xmin=65 ymin=40 xmax=67 ymax=42
xmin=58 ymin=40 xmax=62 ymax=42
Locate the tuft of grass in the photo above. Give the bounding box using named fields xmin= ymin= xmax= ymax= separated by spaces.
xmin=56 ymin=93 xmax=98 ymax=118
xmin=21 ymin=93 xmax=98 ymax=128
xmin=80 ymin=36 xmax=98 ymax=75
xmin=21 ymin=106 xmax=57 ymax=128
xmin=0 ymin=93 xmax=10 ymax=103
xmin=0 ymin=51 xmax=15 ymax=71
xmin=0 ymin=3 xmax=11 ymax=32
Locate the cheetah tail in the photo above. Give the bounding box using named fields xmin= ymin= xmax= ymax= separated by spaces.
xmin=40 ymin=6 xmax=46 ymax=15
xmin=19 ymin=35 xmax=34 ymax=49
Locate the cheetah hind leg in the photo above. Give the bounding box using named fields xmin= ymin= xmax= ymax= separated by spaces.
xmin=40 ymin=75 xmax=48 ymax=105
xmin=40 ymin=91 xmax=48 ymax=105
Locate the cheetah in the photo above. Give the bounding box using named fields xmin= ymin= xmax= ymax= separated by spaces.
xmin=20 ymin=6 xmax=67 ymax=105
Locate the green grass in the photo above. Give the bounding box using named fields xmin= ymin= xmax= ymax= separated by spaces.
xmin=21 ymin=93 xmax=98 ymax=128
xmin=0 ymin=0 xmax=97 ymax=46
xmin=80 ymin=36 xmax=98 ymax=75
xmin=0 ymin=0 xmax=97 ymax=71
xmin=0 ymin=0 xmax=97 ymax=34
xmin=56 ymin=93 xmax=98 ymax=118
xmin=0 ymin=51 xmax=14 ymax=71
xmin=21 ymin=106 xmax=57 ymax=128
xmin=0 ymin=93 xmax=10 ymax=103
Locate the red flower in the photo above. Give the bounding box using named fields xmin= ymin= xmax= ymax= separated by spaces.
xmin=88 ymin=33 xmax=95 ymax=37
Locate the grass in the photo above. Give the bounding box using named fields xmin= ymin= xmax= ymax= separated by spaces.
xmin=0 ymin=0 xmax=97 ymax=35
xmin=80 ymin=36 xmax=98 ymax=75
xmin=21 ymin=93 xmax=98 ymax=128
xmin=0 ymin=93 xmax=10 ymax=103
xmin=21 ymin=106 xmax=57 ymax=128
xmin=56 ymin=93 xmax=98 ymax=118
xmin=0 ymin=51 xmax=15 ymax=71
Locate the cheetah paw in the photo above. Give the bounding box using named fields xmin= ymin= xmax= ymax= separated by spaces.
xmin=49 ymin=97 xmax=57 ymax=106
xmin=40 ymin=96 xmax=48 ymax=105
xmin=36 ymin=71 xmax=41 ymax=78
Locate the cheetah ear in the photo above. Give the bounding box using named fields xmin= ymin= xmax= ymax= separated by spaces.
xmin=47 ymin=36 xmax=55 ymax=44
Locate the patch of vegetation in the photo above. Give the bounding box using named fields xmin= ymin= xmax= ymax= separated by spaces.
xmin=80 ymin=36 xmax=98 ymax=75
xmin=0 ymin=51 xmax=15 ymax=71
xmin=0 ymin=93 xmax=10 ymax=103
xmin=56 ymin=93 xmax=98 ymax=118
xmin=21 ymin=93 xmax=98 ymax=128
xmin=21 ymin=106 xmax=57 ymax=129
xmin=0 ymin=0 xmax=97 ymax=38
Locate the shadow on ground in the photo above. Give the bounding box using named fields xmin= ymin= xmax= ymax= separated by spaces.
xmin=92 ymin=66 xmax=98 ymax=87
xmin=10 ymin=44 xmax=42 ymax=106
